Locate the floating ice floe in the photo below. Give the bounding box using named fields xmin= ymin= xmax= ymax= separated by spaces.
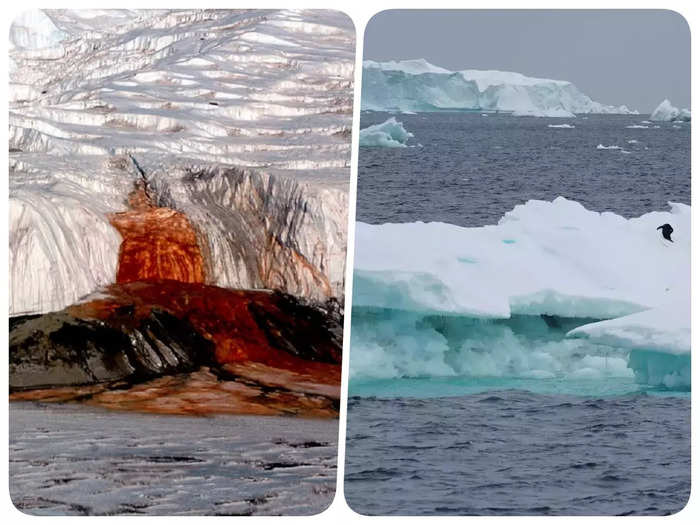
xmin=362 ymin=58 xmax=638 ymax=117
xmin=597 ymin=144 xmax=622 ymax=150
xmin=351 ymin=198 xmax=690 ymax=388
xmin=358 ymin=118 xmax=414 ymax=147
xmin=650 ymin=99 xmax=691 ymax=122
xmin=548 ymin=124 xmax=575 ymax=129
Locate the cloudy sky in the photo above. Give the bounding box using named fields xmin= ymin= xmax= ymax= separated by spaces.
xmin=364 ymin=10 xmax=690 ymax=113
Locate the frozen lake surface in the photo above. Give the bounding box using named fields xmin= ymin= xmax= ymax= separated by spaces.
xmin=10 ymin=402 xmax=337 ymax=515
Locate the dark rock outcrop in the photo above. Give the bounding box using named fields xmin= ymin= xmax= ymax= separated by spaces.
xmin=10 ymin=308 xmax=213 ymax=390
xmin=10 ymin=281 xmax=343 ymax=417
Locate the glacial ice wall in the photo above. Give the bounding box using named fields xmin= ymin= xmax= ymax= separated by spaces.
xmin=362 ymin=58 xmax=636 ymax=116
xmin=9 ymin=9 xmax=354 ymax=315
xmin=351 ymin=198 xmax=690 ymax=388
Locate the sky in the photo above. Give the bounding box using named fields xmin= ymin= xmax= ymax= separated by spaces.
xmin=364 ymin=10 xmax=690 ymax=113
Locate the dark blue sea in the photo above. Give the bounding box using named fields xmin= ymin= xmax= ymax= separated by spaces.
xmin=345 ymin=111 xmax=691 ymax=515
xmin=357 ymin=112 xmax=690 ymax=227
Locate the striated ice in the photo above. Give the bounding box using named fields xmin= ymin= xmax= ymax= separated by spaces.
xmin=9 ymin=9 xmax=355 ymax=315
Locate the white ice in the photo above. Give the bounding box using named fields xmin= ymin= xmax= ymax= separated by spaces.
xmin=358 ymin=117 xmax=413 ymax=147
xmin=650 ymin=99 xmax=691 ymax=122
xmin=354 ymin=197 xmax=689 ymax=322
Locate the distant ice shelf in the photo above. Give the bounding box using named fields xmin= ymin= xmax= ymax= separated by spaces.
xmin=362 ymin=58 xmax=638 ymax=117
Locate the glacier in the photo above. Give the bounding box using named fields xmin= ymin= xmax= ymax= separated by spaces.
xmin=361 ymin=58 xmax=637 ymax=116
xmin=358 ymin=117 xmax=413 ymax=147
xmin=351 ymin=198 xmax=690 ymax=389
xmin=650 ymin=99 xmax=691 ymax=122
xmin=9 ymin=9 xmax=354 ymax=315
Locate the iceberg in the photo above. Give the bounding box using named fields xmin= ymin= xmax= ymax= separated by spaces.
xmin=358 ymin=117 xmax=413 ymax=147
xmin=351 ymin=198 xmax=690 ymax=389
xmin=362 ymin=59 xmax=637 ymax=116
xmin=650 ymin=99 xmax=691 ymax=122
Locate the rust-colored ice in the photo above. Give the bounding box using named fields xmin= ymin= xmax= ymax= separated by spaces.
xmin=110 ymin=186 xmax=205 ymax=284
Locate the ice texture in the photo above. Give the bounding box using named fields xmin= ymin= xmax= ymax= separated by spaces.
xmin=10 ymin=402 xmax=338 ymax=515
xmin=650 ymin=99 xmax=691 ymax=122
xmin=9 ymin=9 xmax=66 ymax=51
xmin=351 ymin=198 xmax=690 ymax=388
xmin=358 ymin=117 xmax=413 ymax=147
xmin=9 ymin=9 xmax=354 ymax=315
xmin=362 ymin=59 xmax=637 ymax=116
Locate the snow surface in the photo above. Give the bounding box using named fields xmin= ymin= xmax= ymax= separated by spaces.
xmin=354 ymin=197 xmax=689 ymax=320
xmin=358 ymin=117 xmax=413 ymax=147
xmin=361 ymin=58 xmax=637 ymax=117
xmin=650 ymin=99 xmax=691 ymax=122
xmin=9 ymin=9 xmax=355 ymax=315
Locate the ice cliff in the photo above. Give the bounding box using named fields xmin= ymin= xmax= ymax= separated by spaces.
xmin=650 ymin=99 xmax=691 ymax=122
xmin=9 ymin=9 xmax=354 ymax=315
xmin=362 ymin=58 xmax=637 ymax=117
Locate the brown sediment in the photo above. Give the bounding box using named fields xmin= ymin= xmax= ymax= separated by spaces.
xmin=259 ymin=232 xmax=333 ymax=299
xmin=57 ymin=281 xmax=340 ymax=417
xmin=68 ymin=281 xmax=341 ymax=370
xmin=11 ymin=367 xmax=338 ymax=418
xmin=109 ymin=185 xmax=205 ymax=284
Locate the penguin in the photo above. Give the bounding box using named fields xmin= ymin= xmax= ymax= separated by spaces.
xmin=657 ymin=223 xmax=674 ymax=242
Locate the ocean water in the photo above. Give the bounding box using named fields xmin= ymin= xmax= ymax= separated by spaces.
xmin=357 ymin=112 xmax=690 ymax=227
xmin=345 ymin=392 xmax=690 ymax=515
xmin=10 ymin=402 xmax=337 ymax=516
xmin=346 ymin=111 xmax=690 ymax=515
